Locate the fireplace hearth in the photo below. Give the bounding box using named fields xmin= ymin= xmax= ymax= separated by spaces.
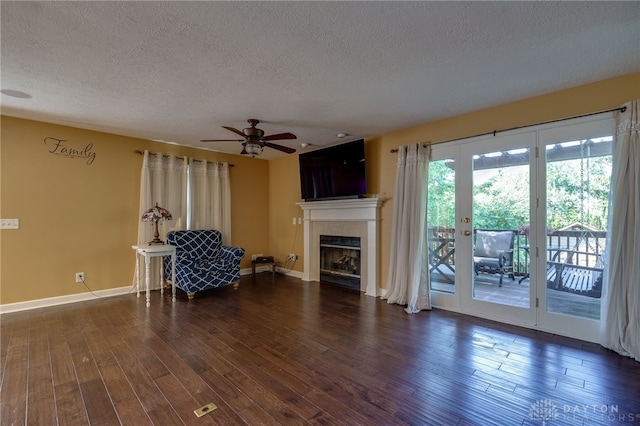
xmin=320 ymin=235 xmax=361 ymax=291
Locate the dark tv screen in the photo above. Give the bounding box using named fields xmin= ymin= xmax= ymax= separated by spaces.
xmin=299 ymin=139 xmax=366 ymax=201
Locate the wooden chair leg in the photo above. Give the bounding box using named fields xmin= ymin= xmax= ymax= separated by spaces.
xmin=233 ymin=282 xmax=240 ymax=290
xmin=187 ymin=293 xmax=195 ymax=299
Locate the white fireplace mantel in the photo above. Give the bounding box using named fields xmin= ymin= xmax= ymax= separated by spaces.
xmin=296 ymin=198 xmax=384 ymax=297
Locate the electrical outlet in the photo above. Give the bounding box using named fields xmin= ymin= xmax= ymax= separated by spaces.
xmin=287 ymin=253 xmax=298 ymax=261
xmin=0 ymin=219 xmax=19 ymax=229
xmin=75 ymin=272 xmax=85 ymax=283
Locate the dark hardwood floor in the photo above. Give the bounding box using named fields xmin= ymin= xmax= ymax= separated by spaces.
xmin=1 ymin=273 xmax=639 ymax=425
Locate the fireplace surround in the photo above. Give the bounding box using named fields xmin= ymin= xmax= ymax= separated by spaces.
xmin=297 ymin=198 xmax=384 ymax=297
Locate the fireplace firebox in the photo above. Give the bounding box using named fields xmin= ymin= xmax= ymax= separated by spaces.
xmin=319 ymin=235 xmax=361 ymax=291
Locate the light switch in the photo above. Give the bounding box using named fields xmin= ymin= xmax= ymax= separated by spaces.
xmin=0 ymin=219 xmax=19 ymax=229
xmin=292 ymin=217 xmax=297 ymax=225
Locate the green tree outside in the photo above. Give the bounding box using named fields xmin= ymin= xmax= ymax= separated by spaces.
xmin=427 ymin=153 xmax=611 ymax=232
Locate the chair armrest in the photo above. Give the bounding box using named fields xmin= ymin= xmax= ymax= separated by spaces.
xmin=175 ymin=253 xmax=197 ymax=266
xmin=497 ymin=249 xmax=514 ymax=267
xmin=195 ymin=247 xmax=244 ymax=274
xmin=220 ymin=246 xmax=246 ymax=262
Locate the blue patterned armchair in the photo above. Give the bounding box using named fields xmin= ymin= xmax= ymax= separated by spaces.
xmin=163 ymin=230 xmax=245 ymax=299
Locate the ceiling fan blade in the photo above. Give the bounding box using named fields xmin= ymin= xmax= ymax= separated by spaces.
xmin=264 ymin=142 xmax=296 ymax=154
xmin=200 ymin=139 xmax=244 ymax=142
xmin=222 ymin=126 xmax=247 ymax=137
xmin=262 ymin=132 xmax=297 ymax=141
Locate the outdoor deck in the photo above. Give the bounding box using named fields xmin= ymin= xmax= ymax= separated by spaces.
xmin=431 ymin=274 xmax=601 ymax=320
xmin=428 ymin=226 xmax=605 ymax=320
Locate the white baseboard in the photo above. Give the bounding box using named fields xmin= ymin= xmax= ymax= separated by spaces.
xmin=239 ymin=266 xmax=277 ymax=275
xmin=0 ymin=286 xmax=134 ymax=314
xmin=276 ymin=267 xmax=303 ymax=279
xmin=2 ymin=269 xmax=311 ymax=314
xmin=240 ymin=266 xmax=303 ymax=280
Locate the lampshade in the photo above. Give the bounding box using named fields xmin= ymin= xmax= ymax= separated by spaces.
xmin=142 ymin=203 xmax=172 ymax=244
xmin=245 ymin=142 xmax=263 ymax=158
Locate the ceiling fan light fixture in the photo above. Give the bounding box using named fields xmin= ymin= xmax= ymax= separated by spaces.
xmin=201 ymin=118 xmax=297 ymax=155
xmin=245 ymin=142 xmax=263 ymax=157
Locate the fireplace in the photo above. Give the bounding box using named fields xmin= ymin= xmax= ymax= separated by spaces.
xmin=320 ymin=235 xmax=361 ymax=291
xmin=297 ymin=197 xmax=384 ymax=297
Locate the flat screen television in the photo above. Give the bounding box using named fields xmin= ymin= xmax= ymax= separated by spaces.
xmin=299 ymin=139 xmax=366 ymax=201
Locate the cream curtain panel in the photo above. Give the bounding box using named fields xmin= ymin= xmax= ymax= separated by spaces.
xmin=601 ymin=100 xmax=640 ymax=361
xmin=137 ymin=151 xmax=188 ymax=246
xmin=188 ymin=159 xmax=231 ymax=244
xmin=136 ymin=151 xmax=188 ymax=289
xmin=383 ymin=143 xmax=431 ymax=313
xmin=137 ymin=151 xmax=232 ymax=245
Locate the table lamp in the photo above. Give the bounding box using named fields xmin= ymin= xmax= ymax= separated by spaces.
xmin=141 ymin=203 xmax=173 ymax=245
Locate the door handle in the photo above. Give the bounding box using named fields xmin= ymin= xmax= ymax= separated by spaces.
xmin=463 ymin=230 xmax=471 ymax=236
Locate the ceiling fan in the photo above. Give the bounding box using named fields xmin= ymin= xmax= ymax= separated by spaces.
xmin=201 ymin=119 xmax=297 ymax=157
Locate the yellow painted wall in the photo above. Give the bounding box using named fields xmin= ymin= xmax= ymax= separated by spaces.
xmin=268 ymin=72 xmax=640 ymax=287
xmin=2 ymin=73 xmax=638 ymax=305
xmin=0 ymin=117 xmax=270 ymax=305
xmin=268 ymin=154 xmax=304 ymax=266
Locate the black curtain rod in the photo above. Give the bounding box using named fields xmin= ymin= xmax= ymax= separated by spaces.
xmin=389 ymin=106 xmax=626 ymax=153
xmin=134 ymin=150 xmax=234 ymax=167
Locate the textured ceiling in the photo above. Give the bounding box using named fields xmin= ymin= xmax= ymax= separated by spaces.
xmin=2 ymin=1 xmax=639 ymax=159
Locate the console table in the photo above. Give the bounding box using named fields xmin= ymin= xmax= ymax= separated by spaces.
xmin=132 ymin=244 xmax=176 ymax=307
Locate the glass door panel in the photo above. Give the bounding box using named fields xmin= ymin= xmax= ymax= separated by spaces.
xmin=472 ymin=147 xmax=530 ymax=308
xmin=427 ymin=157 xmax=456 ymax=294
xmin=544 ymin=136 xmax=611 ymax=320
xmin=537 ymin=116 xmax=613 ymax=342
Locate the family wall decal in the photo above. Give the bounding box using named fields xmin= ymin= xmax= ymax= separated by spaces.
xmin=44 ymin=137 xmax=96 ymax=165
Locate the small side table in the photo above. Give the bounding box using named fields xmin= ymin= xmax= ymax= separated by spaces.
xmin=252 ymin=259 xmax=276 ymax=280
xmin=132 ymin=244 xmax=176 ymax=307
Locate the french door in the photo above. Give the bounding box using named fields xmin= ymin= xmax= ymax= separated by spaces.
xmin=458 ymin=132 xmax=536 ymax=325
xmin=427 ymin=115 xmax=614 ymax=342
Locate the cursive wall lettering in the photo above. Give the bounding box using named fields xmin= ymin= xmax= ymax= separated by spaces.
xmin=44 ymin=137 xmax=96 ymax=165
